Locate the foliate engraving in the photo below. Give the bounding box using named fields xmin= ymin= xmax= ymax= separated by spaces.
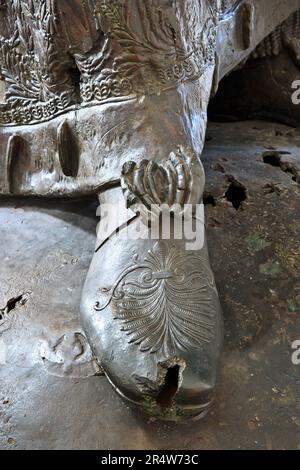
xmin=94 ymin=242 xmax=217 ymax=354
xmin=0 ymin=0 xmax=75 ymax=125
xmin=121 ymin=146 xmax=205 ymax=216
xmin=78 ymin=0 xmax=218 ymax=104
xmin=0 ymin=0 xmax=218 ymax=125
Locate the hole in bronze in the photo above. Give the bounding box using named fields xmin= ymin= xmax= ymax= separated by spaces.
xmin=156 ymin=365 xmax=180 ymax=409
xmin=225 ymin=181 xmax=247 ymax=210
xmin=0 ymin=294 xmax=24 ymax=320
xmin=262 ymin=151 xmax=282 ymax=167
xmin=203 ymin=192 xmax=216 ymax=207
xmin=69 ymin=62 xmax=81 ymax=102
xmin=262 ymin=151 xmax=299 ymax=184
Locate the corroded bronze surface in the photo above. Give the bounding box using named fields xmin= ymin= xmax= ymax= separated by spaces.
xmin=0 ymin=121 xmax=299 ymax=448
xmin=1 ymin=1 xmax=300 ymax=423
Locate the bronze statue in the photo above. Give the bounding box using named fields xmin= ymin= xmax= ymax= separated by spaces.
xmin=0 ymin=0 xmax=299 ymax=421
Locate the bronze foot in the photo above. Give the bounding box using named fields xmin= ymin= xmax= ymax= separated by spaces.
xmin=81 ymin=153 xmax=223 ymax=421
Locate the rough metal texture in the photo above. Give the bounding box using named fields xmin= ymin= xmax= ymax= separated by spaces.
xmin=0 ymin=120 xmax=299 ymax=449
xmin=1 ymin=0 xmax=300 ymax=424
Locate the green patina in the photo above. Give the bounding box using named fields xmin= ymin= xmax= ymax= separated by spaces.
xmin=245 ymin=234 xmax=271 ymax=252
